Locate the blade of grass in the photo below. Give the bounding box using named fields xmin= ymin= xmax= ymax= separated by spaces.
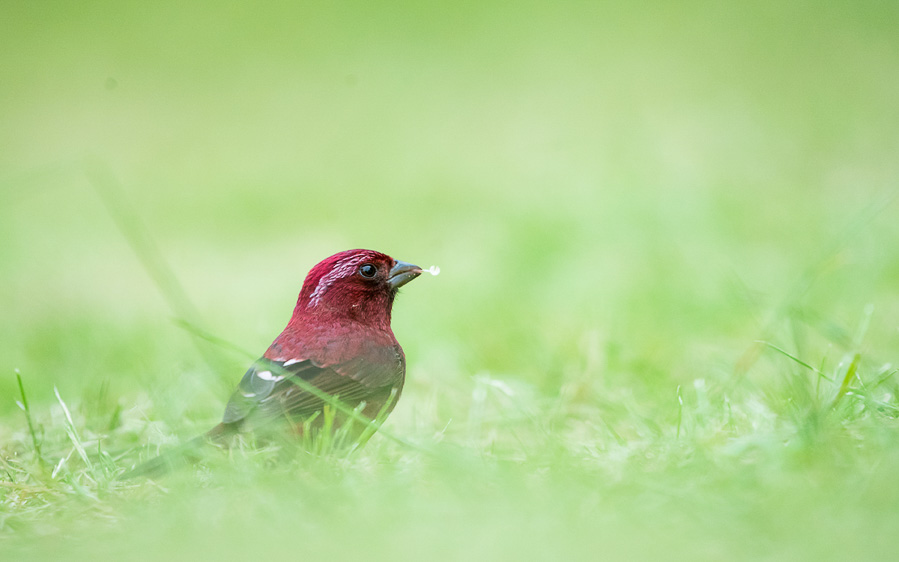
xmin=350 ymin=388 xmax=399 ymax=452
xmin=871 ymin=367 xmax=898 ymax=389
xmin=756 ymin=341 xmax=833 ymax=382
xmin=54 ymin=387 xmax=93 ymax=472
xmin=84 ymin=160 xmax=223 ymax=376
xmin=734 ymin=193 xmax=896 ymax=377
xmin=830 ymin=309 xmax=873 ymax=408
xmin=51 ymin=450 xmax=70 ymax=479
xmin=334 ymin=401 xmax=368 ymax=451
xmin=831 ymin=353 xmax=862 ymax=409
xmin=852 ymin=304 xmax=874 ymax=350
xmin=318 ymin=404 xmax=336 ymax=455
xmin=300 ymin=411 xmax=322 ymax=451
xmin=15 ymin=370 xmax=46 ymax=470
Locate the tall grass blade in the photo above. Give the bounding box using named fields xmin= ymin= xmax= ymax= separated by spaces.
xmin=734 ymin=193 xmax=896 ymax=377
xmin=757 ymin=341 xmax=833 ymax=382
xmin=351 ymin=388 xmax=399 ymax=452
xmin=832 ymin=353 xmax=862 ymax=409
xmin=54 ymin=387 xmax=93 ymax=471
xmin=84 ymin=161 xmax=222 ymax=375
xmin=15 ymin=370 xmax=45 ymax=469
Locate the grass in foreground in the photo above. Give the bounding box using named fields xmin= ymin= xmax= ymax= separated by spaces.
xmin=1 ymin=302 xmax=898 ymax=561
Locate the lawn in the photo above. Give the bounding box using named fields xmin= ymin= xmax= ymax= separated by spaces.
xmin=2 ymin=1 xmax=898 ymax=560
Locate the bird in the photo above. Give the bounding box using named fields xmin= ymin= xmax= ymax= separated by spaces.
xmin=120 ymin=249 xmax=424 ymax=478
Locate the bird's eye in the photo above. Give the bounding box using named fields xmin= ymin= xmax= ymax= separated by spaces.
xmin=358 ymin=263 xmax=377 ymax=278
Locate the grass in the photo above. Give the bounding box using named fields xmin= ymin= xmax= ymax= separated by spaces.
xmin=2 ymin=1 xmax=899 ymax=560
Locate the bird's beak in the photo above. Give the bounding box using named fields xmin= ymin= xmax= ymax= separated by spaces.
xmin=388 ymin=260 xmax=422 ymax=290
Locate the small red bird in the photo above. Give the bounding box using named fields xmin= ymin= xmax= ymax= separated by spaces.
xmin=122 ymin=249 xmax=423 ymax=478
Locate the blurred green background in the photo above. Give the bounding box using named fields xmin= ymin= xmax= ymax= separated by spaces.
xmin=2 ymin=1 xmax=898 ymax=560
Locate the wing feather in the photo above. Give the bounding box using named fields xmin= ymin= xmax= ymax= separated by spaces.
xmin=221 ymin=354 xmax=401 ymax=431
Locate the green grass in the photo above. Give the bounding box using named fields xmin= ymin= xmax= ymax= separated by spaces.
xmin=2 ymin=1 xmax=899 ymax=560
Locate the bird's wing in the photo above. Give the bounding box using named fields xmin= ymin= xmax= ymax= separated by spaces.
xmin=221 ymin=358 xmax=318 ymax=425
xmin=221 ymin=355 xmax=401 ymax=429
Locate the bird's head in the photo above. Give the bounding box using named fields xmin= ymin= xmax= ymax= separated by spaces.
xmin=295 ymin=249 xmax=422 ymax=326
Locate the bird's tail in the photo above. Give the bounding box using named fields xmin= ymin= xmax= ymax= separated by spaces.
xmin=117 ymin=423 xmax=234 ymax=480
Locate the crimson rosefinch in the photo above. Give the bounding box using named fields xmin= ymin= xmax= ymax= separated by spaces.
xmin=122 ymin=249 xmax=424 ymax=478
